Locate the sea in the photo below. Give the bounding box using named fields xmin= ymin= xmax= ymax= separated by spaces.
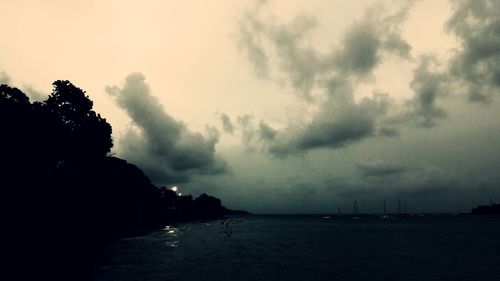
xmin=94 ymin=215 xmax=500 ymax=281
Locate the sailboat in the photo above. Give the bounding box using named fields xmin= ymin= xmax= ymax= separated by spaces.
xmin=402 ymin=200 xmax=409 ymax=218
xmin=353 ymin=200 xmax=360 ymax=219
xmin=396 ymin=199 xmax=409 ymax=218
xmin=380 ymin=200 xmax=392 ymax=219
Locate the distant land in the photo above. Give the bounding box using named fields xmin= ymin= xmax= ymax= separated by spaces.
xmin=471 ymin=203 xmax=500 ymax=215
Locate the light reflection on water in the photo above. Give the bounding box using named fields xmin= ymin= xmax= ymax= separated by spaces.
xmin=163 ymin=225 xmax=180 ymax=248
xmin=164 ymin=225 xmax=177 ymax=234
xmin=165 ymin=241 xmax=179 ymax=248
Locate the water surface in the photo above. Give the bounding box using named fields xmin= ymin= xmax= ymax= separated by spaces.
xmin=95 ymin=215 xmax=500 ymax=281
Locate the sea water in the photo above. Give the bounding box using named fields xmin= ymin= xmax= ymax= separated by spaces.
xmin=95 ymin=215 xmax=500 ymax=281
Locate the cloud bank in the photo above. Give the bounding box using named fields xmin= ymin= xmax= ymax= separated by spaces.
xmin=235 ymin=0 xmax=500 ymax=158
xmin=219 ymin=113 xmax=235 ymax=134
xmin=199 ymin=0 xmax=500 ymax=213
xmin=236 ymin=1 xmax=413 ymax=157
xmin=106 ymin=73 xmax=227 ymax=184
xmin=446 ymin=0 xmax=500 ymax=102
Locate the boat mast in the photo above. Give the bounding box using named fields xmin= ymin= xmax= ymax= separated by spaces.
xmin=353 ymin=200 xmax=359 ymax=216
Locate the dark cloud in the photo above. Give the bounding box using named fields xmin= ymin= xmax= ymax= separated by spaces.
xmin=221 ymin=162 xmax=489 ymax=213
xmin=238 ymin=8 xmax=270 ymax=79
xmin=239 ymin=2 xmax=414 ymax=99
xmin=258 ymin=120 xmax=276 ymax=141
xmin=219 ymin=113 xmax=235 ymax=134
xmin=186 ymin=1 xmax=500 ymax=213
xmin=0 ymin=71 xmax=11 ymax=85
xmin=325 ymin=164 xmax=489 ymax=213
xmin=239 ymin=10 xmax=322 ymax=99
xmin=332 ymin=3 xmax=414 ymax=78
xmin=378 ymin=127 xmax=399 ymax=137
xmin=219 ymin=114 xmax=277 ymax=153
xmin=381 ymin=32 xmax=412 ymax=58
xmin=356 ymin=159 xmax=406 ymax=177
xmin=269 ymin=16 xmax=321 ymax=99
xmin=335 ymin=21 xmax=381 ymax=76
xmin=446 ymin=0 xmax=500 ymax=102
xmin=267 ymin=81 xmax=393 ymax=157
xmin=236 ymin=114 xmax=256 ymax=152
xmin=237 ymin=2 xmax=414 ymax=157
xmin=407 ymin=56 xmax=447 ymax=127
xmin=106 ymin=73 xmax=227 ymax=184
xmin=295 ymin=96 xmax=388 ymax=150
xmin=238 ymin=6 xmax=326 ymax=99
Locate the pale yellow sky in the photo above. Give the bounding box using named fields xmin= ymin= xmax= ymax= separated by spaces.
xmin=0 ymin=0 xmax=455 ymax=140
xmin=3 ymin=0 xmax=500 ymax=213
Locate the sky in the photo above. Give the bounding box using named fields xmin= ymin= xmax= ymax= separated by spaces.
xmin=1 ymin=0 xmax=500 ymax=213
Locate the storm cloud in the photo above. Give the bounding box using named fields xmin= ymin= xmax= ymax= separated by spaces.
xmin=406 ymin=56 xmax=447 ymax=127
xmin=446 ymin=0 xmax=500 ymax=102
xmin=220 ymin=113 xmax=235 ymax=134
xmin=238 ymin=4 xmax=270 ymax=79
xmin=218 ymin=113 xmax=278 ymax=152
xmin=258 ymin=120 xmax=277 ymax=141
xmin=398 ymin=0 xmax=500 ymax=126
xmin=268 ymin=87 xmax=393 ymax=157
xmin=239 ymin=1 xmax=414 ymax=98
xmin=239 ymin=10 xmax=322 ymax=99
xmin=106 ymin=73 xmax=227 ymax=184
xmin=333 ymin=3 xmax=412 ymax=78
xmin=236 ymin=114 xmax=257 ymax=152
xmin=237 ymin=1 xmax=414 ymax=156
xmin=235 ymin=0 xmax=500 ymax=158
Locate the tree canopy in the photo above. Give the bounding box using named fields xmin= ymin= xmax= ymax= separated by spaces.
xmin=1 ymin=80 xmax=228 ymax=281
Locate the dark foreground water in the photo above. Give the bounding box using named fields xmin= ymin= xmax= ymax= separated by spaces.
xmin=95 ymin=215 xmax=500 ymax=281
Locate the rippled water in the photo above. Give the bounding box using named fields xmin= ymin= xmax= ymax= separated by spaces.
xmin=95 ymin=215 xmax=500 ymax=281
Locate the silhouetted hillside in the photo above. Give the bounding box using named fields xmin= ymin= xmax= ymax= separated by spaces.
xmin=0 ymin=81 xmax=229 ymax=281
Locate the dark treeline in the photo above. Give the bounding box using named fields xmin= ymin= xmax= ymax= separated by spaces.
xmin=471 ymin=203 xmax=500 ymax=215
xmin=1 ymin=81 xmax=227 ymax=280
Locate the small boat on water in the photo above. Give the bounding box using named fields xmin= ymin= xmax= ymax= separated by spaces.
xmin=353 ymin=200 xmax=360 ymax=219
xmin=380 ymin=200 xmax=393 ymax=219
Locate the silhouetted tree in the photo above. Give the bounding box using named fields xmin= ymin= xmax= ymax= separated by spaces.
xmin=1 ymin=80 xmax=229 ymax=281
xmin=0 ymin=84 xmax=34 ymax=168
xmin=471 ymin=204 xmax=500 ymax=215
xmin=44 ymin=80 xmax=112 ymax=162
xmin=0 ymin=84 xmax=29 ymax=104
xmin=195 ymin=193 xmax=226 ymax=219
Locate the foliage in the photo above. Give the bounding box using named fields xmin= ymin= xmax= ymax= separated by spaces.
xmin=1 ymin=81 xmax=226 ymax=281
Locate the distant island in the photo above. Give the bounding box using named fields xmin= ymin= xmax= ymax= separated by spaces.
xmin=0 ymin=81 xmax=240 ymax=281
xmin=471 ymin=203 xmax=500 ymax=215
